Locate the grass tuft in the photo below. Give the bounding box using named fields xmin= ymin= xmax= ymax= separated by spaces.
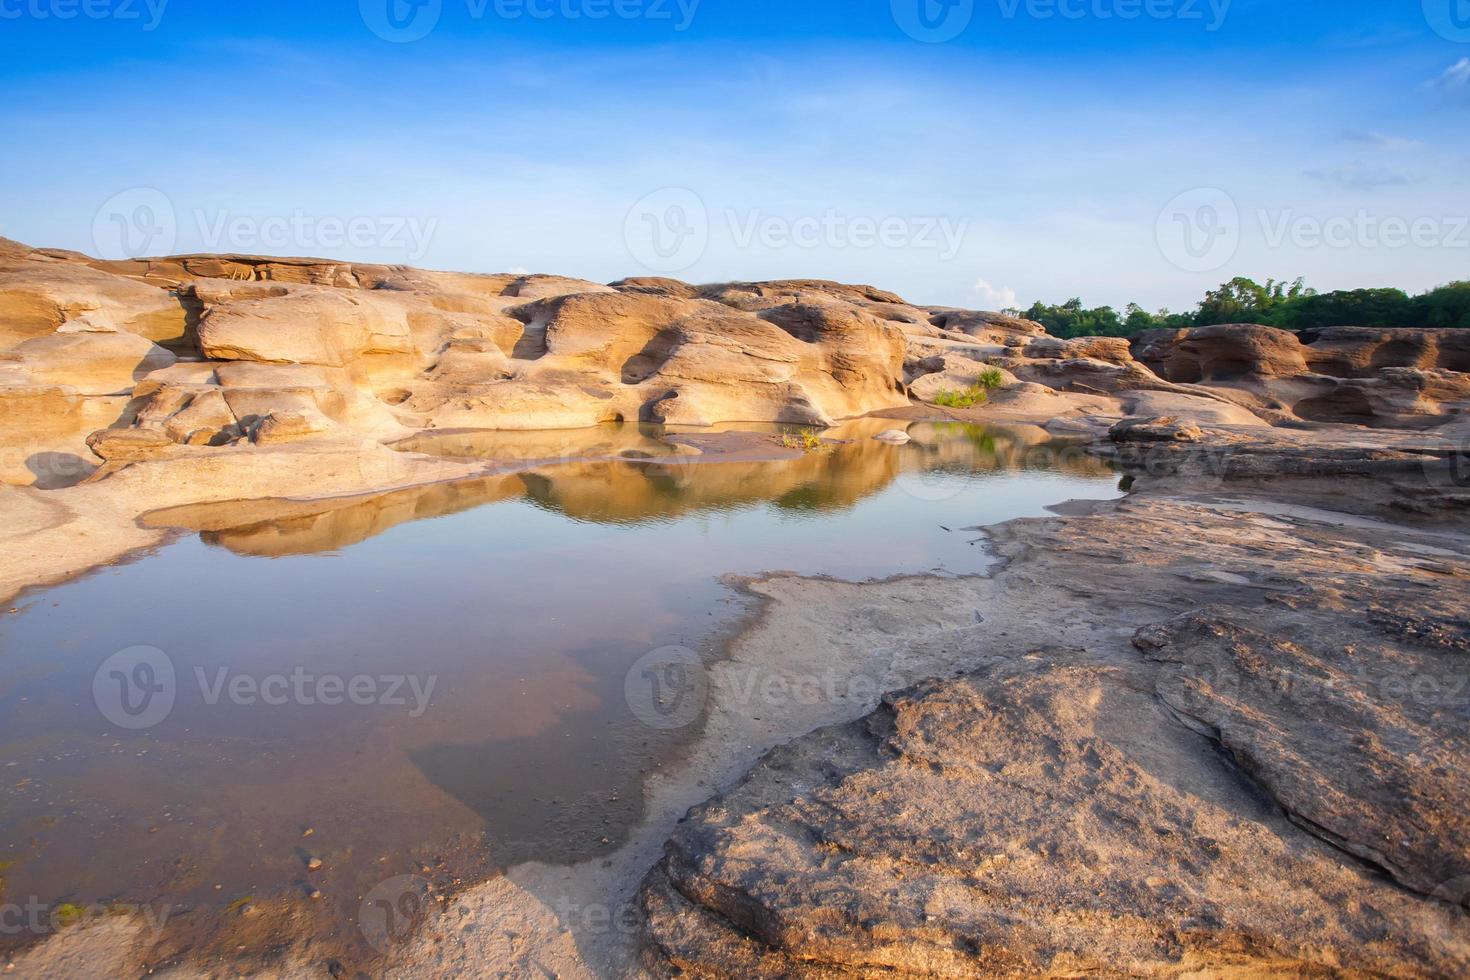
xmin=778 ymin=427 xmax=830 ymax=453
xmin=934 ymin=367 xmax=1007 ymax=409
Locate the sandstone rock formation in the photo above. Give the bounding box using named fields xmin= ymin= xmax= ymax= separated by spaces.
xmin=3 ymin=237 xmax=1467 ymax=496
xmin=640 ymin=488 xmax=1470 ymax=978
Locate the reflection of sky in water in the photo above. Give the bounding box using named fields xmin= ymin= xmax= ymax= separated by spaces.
xmin=0 ymin=423 xmax=1121 ymax=951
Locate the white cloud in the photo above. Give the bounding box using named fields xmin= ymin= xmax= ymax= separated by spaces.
xmin=1303 ymin=162 xmax=1414 ymax=191
xmin=1430 ymin=58 xmax=1470 ymax=91
xmin=1340 ymin=129 xmax=1423 ymax=151
xmin=970 ymin=278 xmax=1018 ymax=311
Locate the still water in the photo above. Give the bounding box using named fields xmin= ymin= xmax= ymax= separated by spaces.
xmin=0 ymin=421 xmax=1119 ymax=960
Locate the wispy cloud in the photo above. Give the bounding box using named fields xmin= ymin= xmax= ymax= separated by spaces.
xmin=970 ymin=278 xmax=1018 ymax=311
xmin=1303 ymin=162 xmax=1415 ymax=191
xmin=1340 ymin=129 xmax=1423 ymax=151
xmin=1428 ymin=58 xmax=1470 ymax=98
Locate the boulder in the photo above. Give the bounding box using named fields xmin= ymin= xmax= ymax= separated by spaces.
xmin=250 ymin=409 xmax=335 ymax=446
xmin=1134 ymin=324 xmax=1309 ymax=383
xmin=86 ymin=427 xmax=176 ymax=463
xmin=9 ymin=329 xmax=176 ymax=395
xmin=1109 ymin=415 xmax=1204 ymax=443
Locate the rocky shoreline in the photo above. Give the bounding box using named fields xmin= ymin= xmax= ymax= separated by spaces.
xmin=1 ymin=241 xmax=1467 ymax=976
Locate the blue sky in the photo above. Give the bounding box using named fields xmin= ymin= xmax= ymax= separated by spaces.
xmin=1 ymin=0 xmax=1467 ymax=311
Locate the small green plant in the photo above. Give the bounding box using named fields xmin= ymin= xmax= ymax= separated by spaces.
xmin=778 ymin=427 xmax=829 ymax=453
xmin=53 ymin=903 xmax=87 ymax=928
xmin=935 ymin=368 xmax=1006 ymax=409
xmin=934 ymin=385 xmax=989 ymax=409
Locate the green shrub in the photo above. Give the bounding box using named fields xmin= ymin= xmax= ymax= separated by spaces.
xmin=934 ymin=385 xmax=989 ymax=409
xmin=778 ymin=427 xmax=829 ymax=453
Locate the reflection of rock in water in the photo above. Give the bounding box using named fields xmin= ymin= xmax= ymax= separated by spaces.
xmin=150 ymin=475 xmax=525 ymax=556
xmin=155 ymin=423 xmax=1115 ymax=556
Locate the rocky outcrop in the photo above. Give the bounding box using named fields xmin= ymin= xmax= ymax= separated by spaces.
xmin=640 ymin=487 xmax=1470 ymax=977
xmin=0 ymin=235 xmax=1465 ymax=493
xmin=1133 ymin=324 xmax=1310 ymax=382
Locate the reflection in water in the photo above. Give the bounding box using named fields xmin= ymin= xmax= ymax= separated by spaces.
xmin=0 ymin=422 xmax=1118 ymax=964
xmin=152 ymin=421 xmax=1113 ymax=555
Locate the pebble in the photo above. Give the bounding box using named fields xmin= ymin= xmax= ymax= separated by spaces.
xmin=309 ymin=890 xmax=323 ymax=901
xmin=307 ymin=858 xmax=323 ymax=871
xmin=301 ymin=828 xmax=315 ymax=838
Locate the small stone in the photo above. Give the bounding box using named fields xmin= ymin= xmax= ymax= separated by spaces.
xmin=302 ymin=828 xmax=315 ymax=838
xmin=307 ymin=858 xmax=324 ymax=871
xmin=309 ymin=890 xmax=323 ymax=901
xmin=874 ymin=430 xmax=911 ymax=445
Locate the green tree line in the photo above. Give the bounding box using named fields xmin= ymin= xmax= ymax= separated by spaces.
xmin=1009 ymin=278 xmax=1470 ymax=339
